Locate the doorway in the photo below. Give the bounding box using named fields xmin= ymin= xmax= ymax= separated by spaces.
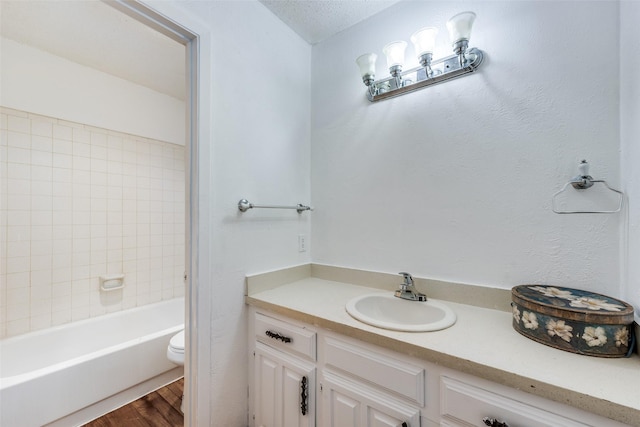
xmin=105 ymin=2 xmax=201 ymax=425
xmin=0 ymin=0 xmax=201 ymax=424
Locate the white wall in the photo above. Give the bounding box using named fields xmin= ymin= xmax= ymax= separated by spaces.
xmin=149 ymin=1 xmax=312 ymax=424
xmin=311 ymin=1 xmax=622 ymax=297
xmin=0 ymin=37 xmax=185 ymax=145
xmin=621 ymin=0 xmax=640 ymax=316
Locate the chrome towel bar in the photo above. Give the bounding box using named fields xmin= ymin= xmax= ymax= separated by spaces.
xmin=238 ymin=199 xmax=312 ymax=214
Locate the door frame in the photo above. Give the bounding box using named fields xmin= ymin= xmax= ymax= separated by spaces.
xmin=105 ymin=1 xmax=212 ymax=424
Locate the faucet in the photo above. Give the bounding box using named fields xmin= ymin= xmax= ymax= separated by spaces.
xmin=394 ymin=272 xmax=427 ymax=301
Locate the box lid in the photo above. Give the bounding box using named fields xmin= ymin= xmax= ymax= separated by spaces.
xmin=512 ymin=285 xmax=634 ymax=325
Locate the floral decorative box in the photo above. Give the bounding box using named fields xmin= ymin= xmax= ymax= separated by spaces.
xmin=511 ymin=285 xmax=635 ymax=358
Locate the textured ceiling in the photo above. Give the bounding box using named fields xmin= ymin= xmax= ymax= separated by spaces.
xmin=1 ymin=0 xmax=400 ymax=100
xmin=0 ymin=0 xmax=186 ymax=100
xmin=260 ymin=0 xmax=401 ymax=44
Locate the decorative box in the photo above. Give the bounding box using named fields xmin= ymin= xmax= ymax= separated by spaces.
xmin=511 ymin=285 xmax=635 ymax=358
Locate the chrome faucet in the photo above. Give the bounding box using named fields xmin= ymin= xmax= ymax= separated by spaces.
xmin=394 ymin=272 xmax=427 ymax=301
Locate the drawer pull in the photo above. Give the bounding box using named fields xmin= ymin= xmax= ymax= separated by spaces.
xmin=301 ymin=376 xmax=308 ymax=415
xmin=265 ymin=330 xmax=292 ymax=343
xmin=483 ymin=417 xmax=510 ymax=427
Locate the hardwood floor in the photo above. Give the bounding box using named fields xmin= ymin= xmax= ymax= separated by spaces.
xmin=83 ymin=378 xmax=184 ymax=427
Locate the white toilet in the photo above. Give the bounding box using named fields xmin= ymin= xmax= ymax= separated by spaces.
xmin=167 ymin=329 xmax=185 ymax=365
xmin=167 ymin=329 xmax=185 ymax=412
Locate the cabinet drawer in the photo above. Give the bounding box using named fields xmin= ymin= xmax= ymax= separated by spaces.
xmin=255 ymin=313 xmax=316 ymax=361
xmin=440 ymin=376 xmax=588 ymax=427
xmin=324 ymin=337 xmax=425 ymax=406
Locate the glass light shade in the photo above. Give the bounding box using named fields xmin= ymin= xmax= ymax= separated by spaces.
xmin=446 ymin=11 xmax=476 ymax=43
xmin=410 ymin=27 xmax=438 ymax=57
xmin=382 ymin=41 xmax=407 ymax=69
xmin=356 ymin=53 xmax=377 ymax=78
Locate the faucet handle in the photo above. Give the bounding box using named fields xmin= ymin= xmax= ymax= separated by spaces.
xmin=398 ymin=272 xmax=414 ymax=286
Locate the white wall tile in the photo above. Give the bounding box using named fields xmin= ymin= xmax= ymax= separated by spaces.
xmin=53 ymin=124 xmax=73 ymax=141
xmin=52 ymin=267 xmax=72 ymax=283
xmin=0 ymin=112 xmax=8 ymax=130
xmin=31 ymin=135 xmax=52 ymax=152
xmin=7 ymin=287 xmax=29 ymax=306
xmin=31 ymin=119 xmax=53 ymax=137
xmin=31 ymin=150 xmax=52 ymax=167
xmin=31 ymin=225 xmax=52 ymax=241
xmin=52 ymin=153 xmax=73 ymax=169
xmin=51 ymin=308 xmax=72 ymax=326
xmin=91 ymin=158 xmax=108 ymax=172
xmin=7 ymin=225 xmax=30 ymax=242
xmin=8 ymin=131 xmax=30 ymax=148
xmin=6 ymin=272 xmax=29 ymax=289
xmin=7 ymin=256 xmax=30 ymax=273
xmin=52 ymin=255 xmax=72 ymax=273
xmin=72 ymin=156 xmax=91 ymax=171
xmin=7 ymin=163 xmax=30 ymax=180
xmin=8 ymin=116 xmax=30 ymax=133
xmin=7 ymin=210 xmax=30 ymax=226
xmin=8 ymin=240 xmax=30 ymax=257
xmin=7 ymin=147 xmax=30 ymax=164
xmin=53 ymin=139 xmax=73 ymax=155
xmin=91 ymin=145 xmax=107 ymax=160
xmin=52 ymin=239 xmax=72 ymax=254
xmin=31 ymin=165 xmax=52 ymax=181
xmin=52 ymin=167 xmax=72 ymax=183
xmin=1 ymin=109 xmax=185 ymax=338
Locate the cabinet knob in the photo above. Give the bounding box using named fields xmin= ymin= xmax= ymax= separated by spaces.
xmin=483 ymin=417 xmax=510 ymax=427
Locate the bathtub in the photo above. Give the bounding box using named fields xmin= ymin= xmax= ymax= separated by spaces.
xmin=0 ymin=297 xmax=184 ymax=427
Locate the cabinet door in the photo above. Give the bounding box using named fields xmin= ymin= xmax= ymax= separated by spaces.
xmin=321 ymin=370 xmax=420 ymax=427
xmin=254 ymin=342 xmax=315 ymax=427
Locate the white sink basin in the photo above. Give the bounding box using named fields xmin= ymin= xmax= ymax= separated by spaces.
xmin=345 ymin=293 xmax=456 ymax=332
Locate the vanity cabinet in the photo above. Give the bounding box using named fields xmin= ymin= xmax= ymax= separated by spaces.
xmin=252 ymin=313 xmax=317 ymax=427
xmin=249 ymin=308 xmax=628 ymax=427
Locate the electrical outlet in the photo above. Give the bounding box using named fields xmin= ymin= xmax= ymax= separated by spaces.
xmin=298 ymin=234 xmax=307 ymax=252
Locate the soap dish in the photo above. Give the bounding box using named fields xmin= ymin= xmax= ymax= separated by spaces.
xmin=100 ymin=274 xmax=125 ymax=292
xmin=511 ymin=285 xmax=635 ymax=358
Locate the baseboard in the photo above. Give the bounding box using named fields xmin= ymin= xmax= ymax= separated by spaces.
xmin=44 ymin=367 xmax=184 ymax=427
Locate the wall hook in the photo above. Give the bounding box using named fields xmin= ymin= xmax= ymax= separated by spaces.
xmin=552 ymin=160 xmax=624 ymax=214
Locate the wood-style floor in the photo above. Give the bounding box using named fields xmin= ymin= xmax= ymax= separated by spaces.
xmin=83 ymin=378 xmax=184 ymax=427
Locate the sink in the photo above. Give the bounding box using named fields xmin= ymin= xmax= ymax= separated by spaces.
xmin=345 ymin=293 xmax=456 ymax=332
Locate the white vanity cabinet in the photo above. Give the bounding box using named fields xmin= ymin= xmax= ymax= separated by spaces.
xmin=320 ymin=336 xmax=424 ymax=427
xmin=249 ymin=308 xmax=629 ymax=427
xmin=252 ymin=312 xmax=317 ymax=427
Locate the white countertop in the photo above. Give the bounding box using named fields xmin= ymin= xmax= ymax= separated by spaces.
xmin=246 ymin=276 xmax=640 ymax=426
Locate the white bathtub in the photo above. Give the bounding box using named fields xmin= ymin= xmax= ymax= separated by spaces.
xmin=0 ymin=298 xmax=184 ymax=427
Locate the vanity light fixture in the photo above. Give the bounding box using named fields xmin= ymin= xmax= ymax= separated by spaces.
xmin=382 ymin=40 xmax=407 ymax=88
xmin=356 ymin=11 xmax=484 ymax=102
xmin=410 ymin=27 xmax=438 ymax=77
xmin=356 ymin=53 xmax=377 ymax=97
xmin=446 ymin=11 xmax=476 ymax=67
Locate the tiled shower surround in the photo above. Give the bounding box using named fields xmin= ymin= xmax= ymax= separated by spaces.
xmin=0 ymin=107 xmax=185 ymax=338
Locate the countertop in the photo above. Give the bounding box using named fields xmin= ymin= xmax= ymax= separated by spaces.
xmin=246 ymin=274 xmax=640 ymax=426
